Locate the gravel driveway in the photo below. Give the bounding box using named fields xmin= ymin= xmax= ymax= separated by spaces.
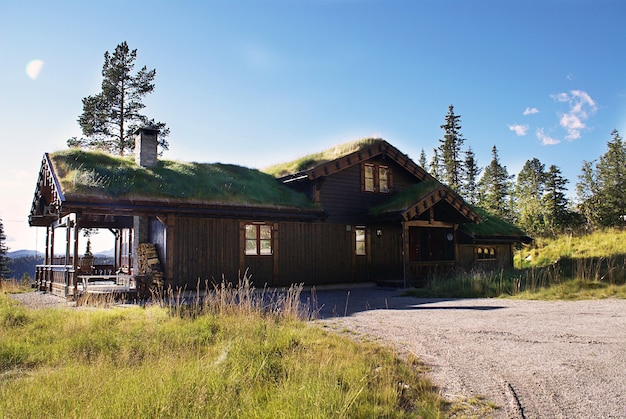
xmin=305 ymin=286 xmax=626 ymax=419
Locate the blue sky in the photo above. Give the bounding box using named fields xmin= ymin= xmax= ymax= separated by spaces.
xmin=1 ymin=0 xmax=625 ymax=252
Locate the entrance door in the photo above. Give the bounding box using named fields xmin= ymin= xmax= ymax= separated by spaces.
xmin=408 ymin=227 xmax=455 ymax=262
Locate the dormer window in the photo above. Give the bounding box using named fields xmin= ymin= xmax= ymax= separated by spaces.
xmin=362 ymin=163 xmax=391 ymax=193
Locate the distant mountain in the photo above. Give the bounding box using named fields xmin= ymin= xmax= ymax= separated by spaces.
xmin=7 ymin=250 xmax=44 ymax=259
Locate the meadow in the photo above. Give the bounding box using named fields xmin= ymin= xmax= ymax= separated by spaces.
xmin=0 ymin=279 xmax=444 ymax=418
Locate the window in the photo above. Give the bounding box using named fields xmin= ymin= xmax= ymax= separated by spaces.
xmin=362 ymin=163 xmax=390 ymax=193
xmin=355 ymin=227 xmax=366 ymax=255
xmin=379 ymin=166 xmax=389 ymax=192
xmin=476 ymin=247 xmax=496 ymax=260
xmin=245 ymin=224 xmax=273 ymax=256
xmin=364 ymin=164 xmax=375 ymax=192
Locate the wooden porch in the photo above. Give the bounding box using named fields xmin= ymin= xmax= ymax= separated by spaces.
xmin=34 ymin=263 xmax=136 ymax=298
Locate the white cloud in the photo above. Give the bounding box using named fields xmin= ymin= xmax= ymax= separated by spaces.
xmin=536 ymin=128 xmax=560 ymax=145
xmin=508 ymin=124 xmax=529 ymax=136
xmin=551 ymin=90 xmax=597 ymax=140
xmin=523 ymin=107 xmax=539 ymax=115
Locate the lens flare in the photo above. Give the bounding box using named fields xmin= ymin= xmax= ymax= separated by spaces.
xmin=26 ymin=59 xmax=45 ymax=80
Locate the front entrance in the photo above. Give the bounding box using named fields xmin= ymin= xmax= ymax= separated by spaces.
xmin=408 ymin=226 xmax=455 ymax=262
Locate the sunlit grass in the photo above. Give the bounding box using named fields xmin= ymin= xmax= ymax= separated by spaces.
xmin=0 ymin=279 xmax=444 ymax=418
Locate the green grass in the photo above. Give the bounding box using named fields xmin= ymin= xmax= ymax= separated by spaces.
xmin=263 ymin=138 xmax=382 ymax=177
xmin=0 ymin=280 xmax=445 ymax=418
xmin=50 ymin=149 xmax=318 ymax=209
xmin=407 ymin=228 xmax=626 ymax=300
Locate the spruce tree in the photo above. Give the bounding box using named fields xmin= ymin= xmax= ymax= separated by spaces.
xmin=0 ymin=217 xmax=10 ymax=279
xmin=478 ymin=145 xmax=514 ymax=221
xmin=576 ymin=129 xmax=626 ymax=227
xmin=595 ymin=129 xmax=626 ymax=226
xmin=429 ymin=148 xmax=441 ymax=179
xmin=67 ymin=41 xmax=169 ymax=156
xmin=437 ymin=105 xmax=465 ymax=191
xmin=418 ymin=148 xmax=429 ymax=172
xmin=576 ymin=160 xmax=599 ymax=226
xmin=514 ymin=158 xmax=545 ymax=235
xmin=461 ymin=146 xmax=481 ymax=205
xmin=542 ymin=165 xmax=572 ymax=232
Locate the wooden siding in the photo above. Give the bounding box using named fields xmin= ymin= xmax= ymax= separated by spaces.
xmin=170 ymin=217 xmax=241 ymax=287
xmin=276 ymin=222 xmax=357 ymax=285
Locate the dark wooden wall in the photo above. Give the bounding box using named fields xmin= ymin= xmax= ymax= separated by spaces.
xmin=318 ymin=157 xmax=421 ymax=224
xmin=167 ymin=216 xmax=406 ymax=288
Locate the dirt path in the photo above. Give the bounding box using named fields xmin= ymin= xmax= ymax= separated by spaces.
xmin=308 ymin=287 xmax=626 ymax=418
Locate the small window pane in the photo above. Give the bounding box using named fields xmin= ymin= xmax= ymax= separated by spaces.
xmin=245 ymin=225 xmax=257 ymax=239
xmin=245 ymin=239 xmax=258 ymax=255
xmin=355 ymin=228 xmax=366 ymax=255
xmin=259 ymin=225 xmax=272 ymax=240
xmin=364 ymin=165 xmax=375 ymax=192
xmin=379 ymin=166 xmax=389 ymax=193
xmin=260 ymin=240 xmax=272 ymax=255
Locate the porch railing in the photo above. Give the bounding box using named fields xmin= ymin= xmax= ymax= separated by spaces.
xmin=35 ymin=264 xmax=77 ymax=297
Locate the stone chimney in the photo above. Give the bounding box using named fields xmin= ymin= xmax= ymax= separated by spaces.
xmin=134 ymin=127 xmax=159 ymax=168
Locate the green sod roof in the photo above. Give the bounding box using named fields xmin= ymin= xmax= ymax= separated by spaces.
xmin=368 ymin=181 xmax=442 ymax=216
xmin=460 ymin=206 xmax=528 ymax=238
xmin=263 ymin=138 xmax=383 ymax=177
xmin=50 ymin=149 xmax=318 ymax=210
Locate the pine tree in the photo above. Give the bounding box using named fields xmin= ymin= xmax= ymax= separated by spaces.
xmin=542 ymin=165 xmax=572 ymax=232
xmin=0 ymin=217 xmax=10 ymax=279
xmin=67 ymin=42 xmax=170 ymax=156
xmin=437 ymin=105 xmax=465 ymax=191
xmin=461 ymin=146 xmax=481 ymax=205
xmin=514 ymin=158 xmax=545 ymax=235
xmin=478 ymin=145 xmax=514 ymax=221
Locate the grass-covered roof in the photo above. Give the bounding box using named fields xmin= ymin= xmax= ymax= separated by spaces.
xmin=368 ymin=181 xmax=442 ymax=216
xmin=460 ymin=206 xmax=528 ymax=238
xmin=49 ymin=149 xmax=318 ymax=210
xmin=263 ymin=138 xmax=383 ymax=177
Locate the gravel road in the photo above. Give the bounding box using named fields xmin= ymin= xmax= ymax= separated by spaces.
xmin=306 ymin=286 xmax=626 ymax=419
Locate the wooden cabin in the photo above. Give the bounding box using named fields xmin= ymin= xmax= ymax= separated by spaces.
xmin=29 ymin=128 xmax=530 ymax=297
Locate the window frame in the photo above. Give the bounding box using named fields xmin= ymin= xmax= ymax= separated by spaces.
xmin=476 ymin=246 xmax=497 ymax=261
xmin=244 ymin=223 xmax=273 ymax=256
xmin=355 ymin=226 xmax=367 ymax=256
xmin=361 ymin=163 xmax=391 ymax=194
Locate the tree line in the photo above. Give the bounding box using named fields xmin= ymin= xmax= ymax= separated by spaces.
xmin=422 ymin=105 xmax=625 ymax=236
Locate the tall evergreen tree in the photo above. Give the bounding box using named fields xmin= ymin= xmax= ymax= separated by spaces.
xmin=576 ymin=159 xmax=599 ymax=226
xmin=542 ymin=164 xmax=572 ymax=232
xmin=595 ymin=129 xmax=626 ymax=226
xmin=514 ymin=158 xmax=545 ymax=235
xmin=418 ymin=148 xmax=429 ymax=172
xmin=0 ymin=217 xmax=10 ymax=279
xmin=437 ymin=105 xmax=465 ymax=191
xmin=478 ymin=145 xmax=514 ymax=220
xmin=67 ymin=41 xmax=169 ymax=156
xmin=429 ymin=148 xmax=441 ymax=179
xmin=576 ymin=129 xmax=626 ymax=227
xmin=461 ymin=146 xmax=481 ymax=205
